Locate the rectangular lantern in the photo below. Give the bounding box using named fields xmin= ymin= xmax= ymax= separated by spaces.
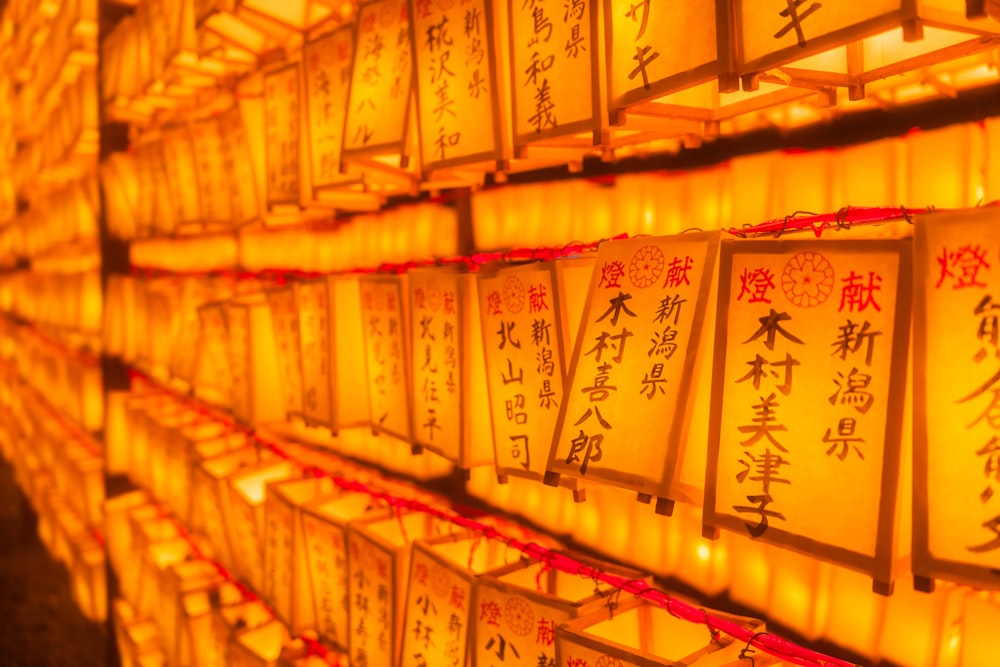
xmin=705 ymin=237 xmax=911 ymax=594
xmin=408 ymin=0 xmax=505 ymax=173
xmin=161 ymin=124 xmax=203 ymax=228
xmin=266 ymin=286 xmax=306 ymax=420
xmin=554 ymin=597 xmax=771 ymax=667
xmin=342 ymin=0 xmax=415 ymax=175
xmin=196 ymin=301 xmax=236 ymax=408
xmin=914 ymin=206 xmax=1000 ymax=589
xmin=359 ymin=273 xmax=414 ymax=444
xmin=225 ymin=460 xmax=298 ymax=594
xmin=735 ymin=0 xmax=1000 ymax=100
xmin=478 ymin=258 xmax=592 ymax=485
xmin=398 ymin=533 xmax=507 ymax=667
xmin=301 ymin=492 xmax=375 ymax=651
xmin=507 ymin=0 xmax=601 ymax=149
xmin=207 ymin=586 xmax=274 ymax=667
xmin=408 ymin=266 xmax=492 ymax=469
xmin=263 ymin=62 xmax=302 ymax=212
xmin=190 ymin=118 xmax=235 ymax=226
xmin=218 ymin=104 xmax=262 ymax=226
xmin=604 ymin=0 xmax=735 ymax=119
xmin=261 ymin=475 xmax=336 ymax=635
xmin=472 ymin=555 xmax=648 ymax=667
xmin=302 ymin=26 xmax=364 ymax=202
xmin=545 ymin=232 xmax=722 ymax=514
xmin=229 ymin=619 xmax=289 ymax=667
xmin=224 ymin=295 xmax=287 ymax=425
xmin=347 ymin=509 xmax=442 ymax=667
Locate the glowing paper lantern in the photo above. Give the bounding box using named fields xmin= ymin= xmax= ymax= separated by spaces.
xmin=261 ymin=475 xmax=336 ymax=635
xmin=207 ymin=587 xmax=273 ymax=667
xmin=472 ymin=555 xmax=647 ymax=667
xmin=347 ymin=509 xmax=442 ymax=667
xmin=359 ymin=274 xmax=413 ymax=443
xmin=302 ymin=27 xmax=362 ymax=201
xmin=735 ymin=0 xmax=1000 ymax=100
xmin=267 ymin=286 xmax=305 ymax=419
xmin=296 ymin=276 xmax=371 ymax=430
xmin=196 ymin=302 xmax=236 ymax=407
xmin=193 ymin=447 xmax=268 ymax=569
xmin=225 ymin=460 xmax=297 ymax=593
xmin=605 ymin=0 xmax=734 ymax=121
xmin=479 ymin=258 xmax=591 ymax=485
xmin=913 ymin=206 xmax=1000 ymax=589
xmin=229 ymin=619 xmax=289 ymax=667
xmin=218 ymin=104 xmax=262 ymax=226
xmin=224 ymin=295 xmax=287 ymax=425
xmin=554 ymin=597 xmax=768 ymax=667
xmin=263 ymin=63 xmax=302 ymax=212
xmin=398 ymin=534 xmax=507 ymax=667
xmin=507 ymin=0 xmax=599 ymax=148
xmin=408 ymin=266 xmax=492 ymax=469
xmin=705 ymin=237 xmax=911 ymax=594
xmin=342 ymin=0 xmax=414 ymax=171
xmin=190 ymin=118 xmax=234 ymax=226
xmin=409 ymin=0 xmax=505 ymax=173
xmin=545 ymin=232 xmax=722 ymax=514
xmin=157 ymin=560 xmax=224 ymax=667
xmin=161 ymin=125 xmax=202 ymax=228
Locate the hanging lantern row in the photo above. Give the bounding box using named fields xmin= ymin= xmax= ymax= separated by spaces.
xmin=110 ymin=376 xmax=855 ymax=667
xmin=0 ymin=361 xmax=107 ymax=624
xmin=112 ymin=205 xmax=1000 ymax=599
xmin=98 ymin=0 xmax=1000 ymax=204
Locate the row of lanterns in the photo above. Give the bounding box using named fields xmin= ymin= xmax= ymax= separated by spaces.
xmin=96 ymin=0 xmax=1000 ymax=229
xmin=0 ymin=352 xmax=107 ymax=624
xmin=108 ymin=380 xmax=796 ymax=667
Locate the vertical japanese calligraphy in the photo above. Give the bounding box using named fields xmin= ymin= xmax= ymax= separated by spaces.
xmin=479 ymin=263 xmax=567 ymax=480
xmin=303 ymin=27 xmax=355 ymax=192
xmin=296 ymin=279 xmax=334 ymax=427
xmin=263 ymin=63 xmax=302 ymax=208
xmin=546 ymin=233 xmax=720 ymax=507
xmin=359 ymin=275 xmax=413 ymax=442
xmin=190 ymin=120 xmax=233 ymax=224
xmin=409 ymin=0 xmax=504 ymax=170
xmin=509 ymin=0 xmax=599 ymax=143
xmin=400 ymin=536 xmax=504 ymax=667
xmin=343 ymin=0 xmax=413 ymax=157
xmin=160 ymin=125 xmax=201 ymax=226
xmin=604 ymin=0 xmax=722 ymax=112
xmin=302 ymin=493 xmax=372 ymax=651
xmin=409 ymin=268 xmax=464 ymax=460
xmin=266 ymin=287 xmax=306 ymax=418
xmin=223 ymin=297 xmax=286 ymax=425
xmin=914 ymin=208 xmax=1000 ymax=588
xmin=706 ymin=239 xmax=910 ymax=588
xmin=737 ymin=0 xmax=901 ymax=72
xmin=217 ymin=105 xmax=261 ymax=225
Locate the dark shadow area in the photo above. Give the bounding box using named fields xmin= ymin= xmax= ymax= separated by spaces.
xmin=0 ymin=459 xmax=106 ymax=666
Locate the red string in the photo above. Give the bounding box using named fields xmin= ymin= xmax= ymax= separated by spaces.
xmin=129 ymin=368 xmax=851 ymax=667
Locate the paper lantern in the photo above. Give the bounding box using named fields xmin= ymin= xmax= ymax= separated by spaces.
xmin=218 ymin=103 xmax=263 ymax=226
xmin=229 ymin=619 xmax=290 ymax=667
xmin=359 ymin=273 xmax=414 ymax=444
xmin=173 ymin=423 xmax=245 ymax=528
xmin=472 ymin=554 xmax=648 ymax=667
xmin=302 ymin=26 xmax=372 ymax=207
xmin=190 ymin=118 xmax=235 ymax=226
xmin=735 ymin=0 xmax=1000 ymax=101
xmin=225 ymin=460 xmax=298 ymax=593
xmin=263 ymin=62 xmax=303 ymax=213
xmin=207 ymin=586 xmax=273 ymax=667
xmin=104 ymin=489 xmax=154 ymax=583
xmin=545 ymin=232 xmax=722 ymax=514
xmin=341 ymin=0 xmax=417 ymax=190
xmin=347 ymin=509 xmax=443 ymax=667
xmin=68 ymin=532 xmax=107 ymax=623
xmin=224 ymin=295 xmax=288 ymax=425
xmin=554 ymin=597 xmax=769 ymax=667
xmin=267 ymin=286 xmax=306 ymax=420
xmin=261 ymin=475 xmax=336 ymax=634
xmin=296 ymin=276 xmax=370 ymax=431
xmin=478 ymin=258 xmax=592 ymax=486
xmin=161 ymin=124 xmax=203 ymax=228
xmin=876 ymin=576 xmax=954 ymax=666
xmin=401 ymin=533 xmax=510 ymax=667
xmin=409 ymin=0 xmax=506 ymax=174
xmin=157 ymin=560 xmax=225 ymax=667
xmin=705 ymin=236 xmax=911 ymax=594
xmin=407 ymin=266 xmax=492 ymax=469
xmin=193 ymin=447 xmax=268 ymax=569
xmin=114 ymin=598 xmax=166 ymax=667
xmin=300 ymin=492 xmax=374 ymax=651
xmin=196 ymin=301 xmax=236 ymax=407
xmin=913 ymin=206 xmax=1000 ymax=589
